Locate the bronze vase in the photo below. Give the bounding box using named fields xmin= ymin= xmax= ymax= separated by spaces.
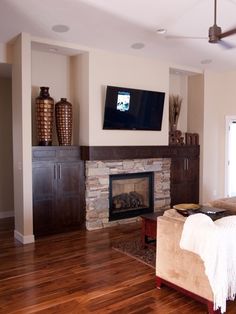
xmin=35 ymin=87 xmax=54 ymax=146
xmin=55 ymin=98 xmax=72 ymax=146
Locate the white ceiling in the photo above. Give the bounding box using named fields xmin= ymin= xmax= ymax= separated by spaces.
xmin=1 ymin=0 xmax=236 ymax=71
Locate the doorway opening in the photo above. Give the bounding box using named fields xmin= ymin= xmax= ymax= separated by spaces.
xmin=225 ymin=116 xmax=236 ymax=197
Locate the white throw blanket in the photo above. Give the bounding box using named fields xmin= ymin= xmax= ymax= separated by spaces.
xmin=180 ymin=213 xmax=236 ymax=313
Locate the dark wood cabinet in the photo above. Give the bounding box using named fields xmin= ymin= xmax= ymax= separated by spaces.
xmin=32 ymin=146 xmax=85 ymax=236
xmin=170 ymin=146 xmax=200 ymax=207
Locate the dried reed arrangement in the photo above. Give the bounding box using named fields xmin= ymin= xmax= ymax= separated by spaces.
xmin=169 ymin=94 xmax=182 ymax=131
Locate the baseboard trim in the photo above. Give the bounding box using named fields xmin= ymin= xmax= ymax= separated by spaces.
xmin=0 ymin=211 xmax=14 ymax=218
xmin=14 ymin=230 xmax=35 ymax=244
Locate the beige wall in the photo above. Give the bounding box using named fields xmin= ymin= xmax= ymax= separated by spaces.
xmin=85 ymin=50 xmax=169 ymax=146
xmin=15 ymin=32 xmax=236 ymax=242
xmin=31 ymin=50 xmax=71 ymax=146
xmin=30 ymin=46 xmax=202 ymax=148
xmin=202 ymin=70 xmax=236 ymax=202
xmin=0 ymin=78 xmax=14 ymax=217
xmin=169 ymin=73 xmax=188 ymax=133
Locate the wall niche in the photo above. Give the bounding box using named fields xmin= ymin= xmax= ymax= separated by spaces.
xmin=31 ymin=42 xmax=88 ymax=147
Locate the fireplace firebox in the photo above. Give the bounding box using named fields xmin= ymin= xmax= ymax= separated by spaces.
xmin=109 ymin=172 xmax=154 ymax=221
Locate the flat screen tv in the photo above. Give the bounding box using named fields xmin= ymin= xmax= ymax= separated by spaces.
xmin=103 ymin=85 xmax=165 ymax=130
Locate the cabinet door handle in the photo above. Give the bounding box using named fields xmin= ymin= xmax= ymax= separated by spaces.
xmin=183 ymin=158 xmax=186 ymax=171
xmin=58 ymin=164 xmax=61 ymax=179
xmin=54 ymin=164 xmax=57 ymax=180
xmin=186 ymin=158 xmax=189 ymax=171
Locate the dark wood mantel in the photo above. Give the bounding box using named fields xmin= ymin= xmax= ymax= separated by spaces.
xmin=80 ymin=145 xmax=199 ymax=161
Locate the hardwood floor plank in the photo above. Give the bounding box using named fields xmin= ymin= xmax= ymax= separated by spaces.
xmin=0 ymin=218 xmax=235 ymax=313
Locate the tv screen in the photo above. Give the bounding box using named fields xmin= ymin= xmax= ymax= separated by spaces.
xmin=103 ymin=86 xmax=165 ymax=130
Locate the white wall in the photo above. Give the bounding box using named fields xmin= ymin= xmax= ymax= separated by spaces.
xmin=0 ymin=78 xmax=14 ymax=217
xmin=169 ymin=73 xmax=188 ymax=133
xmin=84 ymin=50 xmax=169 ymax=146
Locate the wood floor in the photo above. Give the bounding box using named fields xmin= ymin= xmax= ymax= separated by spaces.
xmin=0 ymin=218 xmax=235 ymax=314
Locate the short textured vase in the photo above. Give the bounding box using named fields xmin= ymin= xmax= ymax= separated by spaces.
xmin=55 ymin=98 xmax=72 ymax=146
xmin=35 ymin=87 xmax=54 ymax=146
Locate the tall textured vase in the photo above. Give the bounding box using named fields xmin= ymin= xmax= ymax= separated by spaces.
xmin=169 ymin=94 xmax=182 ymax=132
xmin=55 ymin=98 xmax=72 ymax=146
xmin=35 ymin=86 xmax=54 ymax=146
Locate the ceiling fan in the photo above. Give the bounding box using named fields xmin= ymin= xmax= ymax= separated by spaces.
xmin=165 ymin=0 xmax=236 ymax=48
xmin=209 ymin=0 xmax=236 ymax=44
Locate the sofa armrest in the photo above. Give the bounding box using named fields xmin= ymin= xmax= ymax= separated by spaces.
xmin=156 ymin=215 xmax=213 ymax=301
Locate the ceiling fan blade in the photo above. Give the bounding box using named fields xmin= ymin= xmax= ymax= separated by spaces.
xmin=162 ymin=0 xmax=236 ymax=47
xmin=219 ymin=28 xmax=236 ymax=39
xmin=165 ymin=35 xmax=207 ymax=40
xmin=218 ymin=39 xmax=235 ymax=49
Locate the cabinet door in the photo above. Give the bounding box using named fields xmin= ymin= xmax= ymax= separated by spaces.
xmin=171 ymin=157 xmax=185 ymax=184
xmin=185 ymin=157 xmax=199 ymax=182
xmin=171 ymin=156 xmax=199 ymax=206
xmin=55 ymin=161 xmax=84 ymax=229
xmin=32 ymin=162 xmax=55 ymax=235
xmin=171 ymin=182 xmax=199 ymax=206
xmin=171 ymin=157 xmax=199 ymax=183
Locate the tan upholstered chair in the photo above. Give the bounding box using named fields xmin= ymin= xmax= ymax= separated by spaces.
xmin=155 ymin=210 xmax=220 ymax=314
xmin=207 ymin=196 xmax=236 ymax=212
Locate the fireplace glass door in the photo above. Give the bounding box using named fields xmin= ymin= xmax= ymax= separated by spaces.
xmin=109 ymin=172 xmax=154 ymax=221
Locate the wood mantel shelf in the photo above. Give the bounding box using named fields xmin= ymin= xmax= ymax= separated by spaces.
xmin=80 ymin=145 xmax=199 ymax=161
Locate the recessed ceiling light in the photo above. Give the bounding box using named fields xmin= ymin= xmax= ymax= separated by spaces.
xmin=131 ymin=42 xmax=145 ymax=50
xmin=201 ymin=59 xmax=212 ymax=64
xmin=156 ymin=28 xmax=167 ymax=34
xmin=52 ymin=24 xmax=70 ymax=33
xmin=49 ymin=47 xmax=58 ymax=52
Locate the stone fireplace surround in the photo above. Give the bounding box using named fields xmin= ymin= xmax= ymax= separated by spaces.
xmin=85 ymin=158 xmax=170 ymax=230
xmin=81 ymin=146 xmax=175 ymax=230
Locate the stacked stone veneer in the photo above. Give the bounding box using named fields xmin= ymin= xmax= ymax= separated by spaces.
xmin=85 ymin=158 xmax=171 ymax=230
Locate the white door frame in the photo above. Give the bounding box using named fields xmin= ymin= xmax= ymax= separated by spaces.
xmin=225 ymin=115 xmax=236 ymax=197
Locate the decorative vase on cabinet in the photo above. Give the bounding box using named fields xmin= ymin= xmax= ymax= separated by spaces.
xmin=55 ymin=98 xmax=72 ymax=146
xmin=35 ymin=86 xmax=54 ymax=146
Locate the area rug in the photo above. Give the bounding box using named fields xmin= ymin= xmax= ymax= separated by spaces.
xmin=112 ymin=237 xmax=155 ymax=269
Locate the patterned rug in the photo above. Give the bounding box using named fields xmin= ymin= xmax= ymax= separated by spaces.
xmin=112 ymin=237 xmax=155 ymax=268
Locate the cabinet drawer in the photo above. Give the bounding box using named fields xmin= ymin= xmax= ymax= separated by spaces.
xmin=32 ymin=146 xmax=81 ymax=161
